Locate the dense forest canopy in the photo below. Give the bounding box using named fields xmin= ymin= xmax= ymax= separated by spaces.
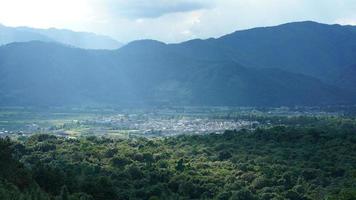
xmin=1 ymin=116 xmax=356 ymax=200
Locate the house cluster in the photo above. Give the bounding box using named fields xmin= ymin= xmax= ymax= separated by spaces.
xmin=81 ymin=114 xmax=259 ymax=136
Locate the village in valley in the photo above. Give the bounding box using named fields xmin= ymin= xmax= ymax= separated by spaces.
xmin=0 ymin=106 xmax=346 ymax=139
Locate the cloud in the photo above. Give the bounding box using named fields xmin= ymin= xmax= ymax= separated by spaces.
xmin=335 ymin=17 xmax=356 ymax=25
xmin=1 ymin=0 xmax=356 ymax=43
xmin=104 ymin=0 xmax=213 ymax=18
xmin=85 ymin=0 xmax=356 ymax=43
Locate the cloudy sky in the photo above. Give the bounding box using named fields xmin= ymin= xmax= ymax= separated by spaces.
xmin=0 ymin=0 xmax=355 ymax=43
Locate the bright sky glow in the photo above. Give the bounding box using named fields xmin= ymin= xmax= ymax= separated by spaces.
xmin=0 ymin=0 xmax=355 ymax=43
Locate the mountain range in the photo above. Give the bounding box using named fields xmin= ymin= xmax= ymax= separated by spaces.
xmin=0 ymin=21 xmax=355 ymax=107
xmin=0 ymin=24 xmax=122 ymax=49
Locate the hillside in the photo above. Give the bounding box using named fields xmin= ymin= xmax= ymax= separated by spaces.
xmin=0 ymin=40 xmax=350 ymax=107
xmin=0 ymin=21 xmax=355 ymax=107
xmin=175 ymin=21 xmax=356 ymax=91
xmin=0 ymin=24 xmax=122 ymax=49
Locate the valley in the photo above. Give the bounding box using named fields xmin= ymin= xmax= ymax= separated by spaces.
xmin=1 ymin=108 xmax=355 ymax=200
xmin=1 ymin=19 xmax=356 ymax=200
xmin=0 ymin=106 xmax=348 ymax=139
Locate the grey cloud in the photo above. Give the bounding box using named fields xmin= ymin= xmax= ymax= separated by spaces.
xmin=88 ymin=0 xmax=356 ymax=43
xmin=107 ymin=0 xmax=213 ymax=18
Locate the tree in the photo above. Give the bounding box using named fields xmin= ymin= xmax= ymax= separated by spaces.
xmin=230 ymin=188 xmax=256 ymax=200
xmin=175 ymin=159 xmax=185 ymax=172
xmin=59 ymin=185 xmax=69 ymax=200
xmin=218 ymin=150 xmax=232 ymax=161
xmin=110 ymin=156 xmax=131 ymax=168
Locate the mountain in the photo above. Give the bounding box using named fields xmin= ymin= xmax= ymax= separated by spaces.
xmin=173 ymin=21 xmax=356 ymax=91
xmin=0 ymin=24 xmax=53 ymax=44
xmin=0 ymin=40 xmax=351 ymax=107
xmin=0 ymin=24 xmax=122 ymax=49
xmin=0 ymin=21 xmax=355 ymax=107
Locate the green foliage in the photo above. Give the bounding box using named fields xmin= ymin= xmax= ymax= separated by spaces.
xmin=230 ymin=188 xmax=256 ymax=200
xmin=175 ymin=159 xmax=185 ymax=172
xmin=59 ymin=185 xmax=69 ymax=200
xmin=1 ymin=118 xmax=356 ymax=199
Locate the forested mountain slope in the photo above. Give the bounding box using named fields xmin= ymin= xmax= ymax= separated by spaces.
xmin=0 ymin=21 xmax=355 ymax=106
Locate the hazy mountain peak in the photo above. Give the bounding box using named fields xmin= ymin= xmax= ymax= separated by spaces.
xmin=2 ymin=40 xmax=76 ymax=50
xmin=0 ymin=24 xmax=123 ymax=50
xmin=222 ymin=21 xmax=352 ymax=39
xmin=119 ymin=39 xmax=167 ymax=53
xmin=124 ymin=39 xmax=166 ymax=47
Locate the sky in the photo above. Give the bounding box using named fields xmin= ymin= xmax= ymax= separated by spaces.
xmin=0 ymin=0 xmax=356 ymax=43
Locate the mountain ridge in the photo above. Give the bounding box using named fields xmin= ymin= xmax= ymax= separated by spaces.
xmin=0 ymin=24 xmax=122 ymax=50
xmin=0 ymin=21 xmax=355 ymax=107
